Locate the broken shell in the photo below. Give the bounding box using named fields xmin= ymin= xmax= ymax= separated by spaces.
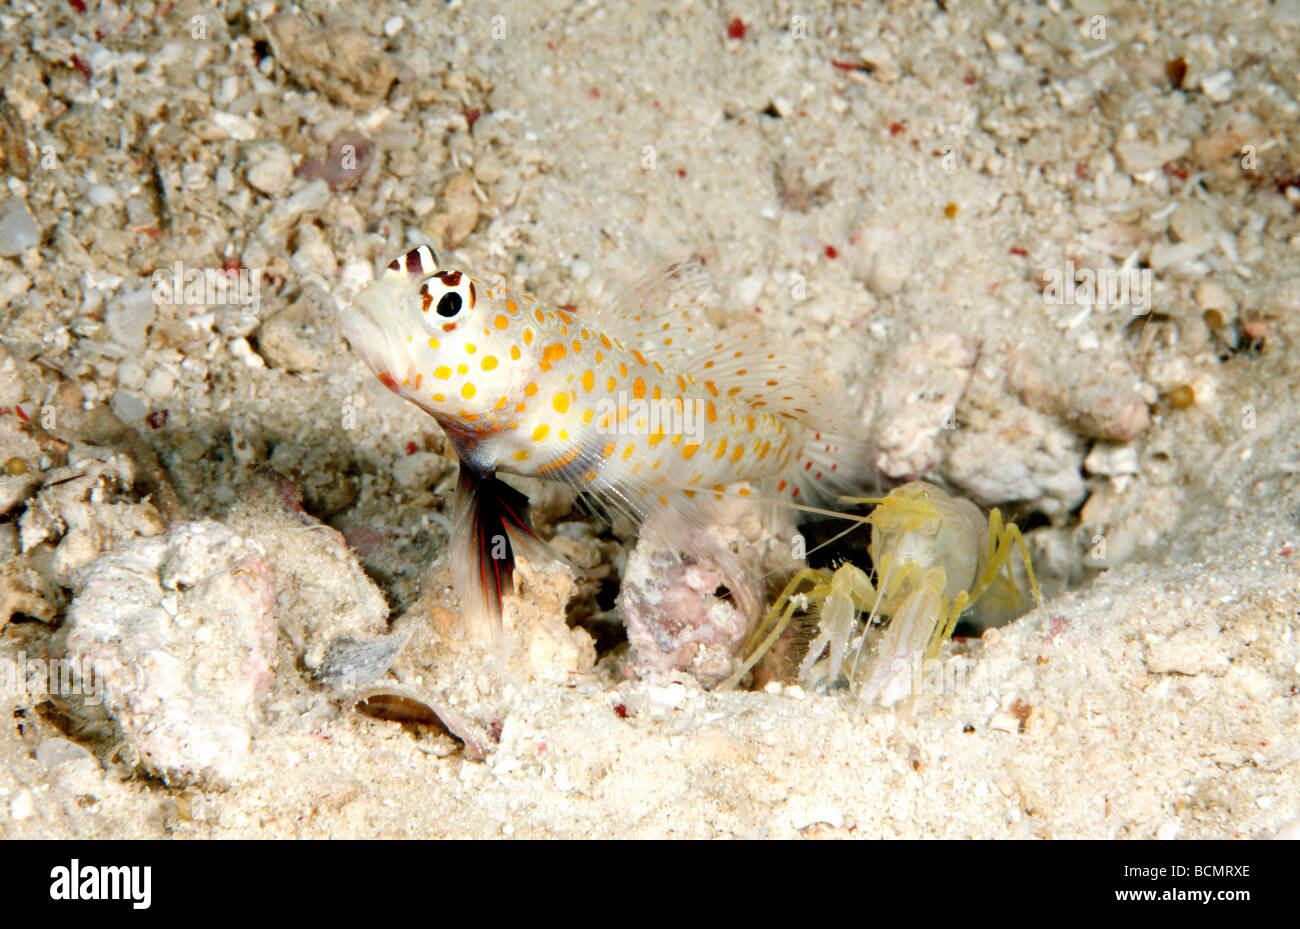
xmin=350 ymin=685 xmax=494 ymax=761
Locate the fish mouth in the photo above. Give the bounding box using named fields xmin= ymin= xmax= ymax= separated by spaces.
xmin=339 ymin=301 xmax=414 ymax=396
xmin=342 ymin=271 xmax=427 ymax=395
xmin=339 ymin=305 xmax=386 ymax=370
xmin=339 ymin=304 xmax=380 ymax=354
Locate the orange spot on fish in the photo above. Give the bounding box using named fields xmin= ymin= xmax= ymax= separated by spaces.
xmin=540 ymin=343 xmax=567 ymax=370
xmin=536 ymin=444 xmax=582 ymax=473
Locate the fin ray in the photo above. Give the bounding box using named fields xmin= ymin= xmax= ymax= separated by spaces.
xmin=450 ymin=467 xmax=545 ymax=641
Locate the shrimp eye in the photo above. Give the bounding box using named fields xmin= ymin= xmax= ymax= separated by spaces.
xmin=436 ymin=292 xmax=463 ymax=318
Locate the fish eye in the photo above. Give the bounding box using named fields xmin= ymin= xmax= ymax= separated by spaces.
xmin=437 ymin=292 xmax=462 ymax=317
xmin=419 ymin=270 xmax=474 ymax=327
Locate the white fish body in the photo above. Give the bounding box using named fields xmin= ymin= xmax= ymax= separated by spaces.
xmin=343 ymin=246 xmax=873 ymax=636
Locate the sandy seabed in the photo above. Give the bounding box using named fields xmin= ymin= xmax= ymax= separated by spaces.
xmin=0 ymin=0 xmax=1298 ymax=838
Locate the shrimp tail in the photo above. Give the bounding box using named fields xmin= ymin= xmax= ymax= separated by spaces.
xmin=449 ymin=466 xmax=540 ymax=642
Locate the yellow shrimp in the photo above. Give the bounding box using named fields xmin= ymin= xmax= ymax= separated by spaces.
xmin=722 ymin=481 xmax=1042 ymax=704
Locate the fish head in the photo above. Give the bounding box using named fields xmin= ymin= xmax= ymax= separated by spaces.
xmin=343 ymin=246 xmax=529 ymax=425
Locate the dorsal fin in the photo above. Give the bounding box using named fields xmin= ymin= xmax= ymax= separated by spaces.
xmin=585 ymin=259 xmax=855 ymax=434
xmin=585 ymin=258 xmax=715 ymax=367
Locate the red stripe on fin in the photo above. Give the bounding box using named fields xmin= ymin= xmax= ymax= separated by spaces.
xmin=449 ymin=467 xmax=542 ymax=641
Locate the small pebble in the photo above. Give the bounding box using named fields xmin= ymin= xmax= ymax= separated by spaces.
xmin=646 ymin=682 xmax=687 ymax=710
xmin=1195 ymin=280 xmax=1236 ymax=328
xmin=733 ymin=274 xmax=764 ymax=306
xmin=110 ymin=390 xmax=148 ymax=423
xmin=105 ymin=286 xmax=156 ymax=352
xmin=1169 ymin=384 xmax=1196 ymax=409
xmin=36 ymin=737 xmax=97 ymax=770
xmin=9 ymin=789 xmax=34 ymax=820
xmin=0 ymin=199 xmax=39 ymax=257
xmin=1084 ymin=443 xmax=1139 ymax=477
xmin=1276 ymin=819 xmax=1300 ymax=840
xmin=857 ymin=40 xmax=900 ymax=82
xmin=848 ymin=220 xmax=913 ymax=295
xmin=1169 ymin=202 xmax=1212 ymax=248
xmin=85 ymin=184 xmax=121 ymax=208
xmin=143 ymin=367 xmax=176 ymax=401
xmin=266 ymin=179 xmax=330 ymax=232
xmin=244 ymin=142 xmax=294 ymax=196
xmin=116 ymin=358 xmax=147 ymax=390
xmin=1199 ymin=70 xmax=1234 ymax=102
